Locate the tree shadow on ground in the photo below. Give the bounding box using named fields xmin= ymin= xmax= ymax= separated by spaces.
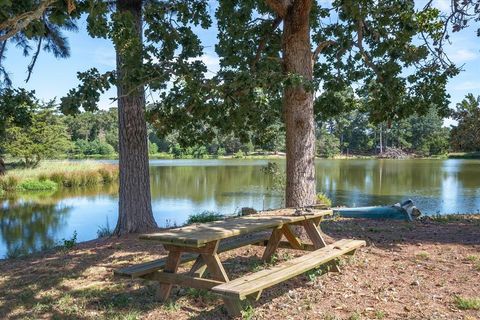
xmin=320 ymin=215 xmax=480 ymax=249
xmin=0 ymin=236 xmax=167 ymax=319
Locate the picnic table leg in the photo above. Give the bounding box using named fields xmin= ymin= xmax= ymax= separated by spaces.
xmin=156 ymin=250 xmax=182 ymax=302
xmin=281 ymin=224 xmax=304 ymax=250
xmin=261 ymin=227 xmax=283 ymax=262
xmin=302 ymin=219 xmax=341 ymax=272
xmin=201 ymin=252 xmax=242 ymax=316
xmin=189 ymin=255 xmax=207 ymax=278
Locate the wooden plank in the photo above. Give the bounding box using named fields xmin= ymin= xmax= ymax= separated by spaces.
xmin=302 ymin=219 xmax=327 ymax=249
xmin=281 ymin=224 xmax=303 ymax=250
xmin=139 ymin=209 xmax=332 ymax=247
xmin=212 ymin=239 xmax=366 ymax=300
xmin=188 ymin=255 xmax=207 ymax=278
xmin=143 ymin=272 xmax=223 ymax=290
xmin=261 ymin=227 xmax=283 ymax=262
xmin=155 ymin=251 xmax=182 ymax=302
xmin=252 ymin=240 xmax=316 ymax=251
xmin=114 ymin=233 xmax=268 ymax=278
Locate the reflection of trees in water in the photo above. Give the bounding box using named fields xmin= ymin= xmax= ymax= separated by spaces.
xmin=149 ymin=165 xmax=272 ymax=205
xmin=0 ymin=201 xmax=71 ymax=257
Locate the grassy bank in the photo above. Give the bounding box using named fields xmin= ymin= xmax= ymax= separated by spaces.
xmin=0 ymin=161 xmax=118 ymax=194
xmin=448 ymin=152 xmax=480 ymax=159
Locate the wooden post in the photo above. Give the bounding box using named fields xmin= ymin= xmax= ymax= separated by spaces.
xmin=155 ymin=250 xmax=182 ymax=301
xmin=261 ymin=227 xmax=283 ymax=262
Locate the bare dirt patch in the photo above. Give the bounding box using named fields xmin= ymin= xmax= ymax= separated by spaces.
xmin=0 ymin=215 xmax=479 ymax=319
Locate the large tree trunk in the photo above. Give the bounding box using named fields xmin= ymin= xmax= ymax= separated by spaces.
xmin=282 ymin=0 xmax=316 ymax=207
xmin=0 ymin=157 xmax=6 ymax=175
xmin=114 ymin=0 xmax=157 ymax=235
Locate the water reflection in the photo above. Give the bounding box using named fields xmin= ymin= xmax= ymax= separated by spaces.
xmin=0 ymin=159 xmax=479 ymax=258
xmin=0 ymin=200 xmax=71 ymax=257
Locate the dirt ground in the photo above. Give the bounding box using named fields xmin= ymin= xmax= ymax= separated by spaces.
xmin=0 ymin=215 xmax=479 ymax=320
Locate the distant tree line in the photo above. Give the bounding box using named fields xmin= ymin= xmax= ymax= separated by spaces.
xmin=1 ymin=93 xmax=479 ymax=166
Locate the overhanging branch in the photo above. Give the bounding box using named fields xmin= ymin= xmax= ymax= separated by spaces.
xmin=251 ymin=16 xmax=283 ymax=71
xmin=0 ymin=0 xmax=59 ymax=42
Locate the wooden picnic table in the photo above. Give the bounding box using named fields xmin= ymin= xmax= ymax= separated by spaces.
xmin=116 ymin=208 xmax=365 ymax=317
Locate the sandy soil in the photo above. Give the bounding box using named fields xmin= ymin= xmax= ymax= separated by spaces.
xmin=0 ymin=215 xmax=479 ymax=320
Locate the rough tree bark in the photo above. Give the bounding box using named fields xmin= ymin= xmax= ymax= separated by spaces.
xmin=269 ymin=0 xmax=316 ymax=207
xmin=0 ymin=157 xmax=6 ymax=175
xmin=114 ymin=0 xmax=158 ymax=235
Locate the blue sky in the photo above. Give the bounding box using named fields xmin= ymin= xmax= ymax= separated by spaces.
xmin=3 ymin=0 xmax=480 ymax=126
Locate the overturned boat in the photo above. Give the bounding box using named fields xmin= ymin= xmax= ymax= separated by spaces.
xmin=333 ymin=199 xmax=421 ymax=221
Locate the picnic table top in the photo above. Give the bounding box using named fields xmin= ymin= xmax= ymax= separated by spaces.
xmin=139 ymin=208 xmax=332 ymax=247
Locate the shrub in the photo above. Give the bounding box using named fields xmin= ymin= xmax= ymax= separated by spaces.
xmin=233 ymin=150 xmax=245 ymax=158
xmin=186 ymin=211 xmax=224 ymax=224
xmin=18 ymin=179 xmax=57 ymax=191
xmin=316 ymin=192 xmax=332 ymax=207
xmin=217 ymin=147 xmax=226 ymax=157
xmin=97 ymin=218 xmax=113 ymax=238
xmin=62 ymin=231 xmax=77 ymax=250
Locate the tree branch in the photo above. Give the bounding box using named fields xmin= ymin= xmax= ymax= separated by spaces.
xmin=0 ymin=0 xmax=57 ymax=42
xmin=251 ymin=16 xmax=283 ymax=71
xmin=355 ymin=19 xmax=383 ymax=82
xmin=26 ymin=36 xmax=43 ymax=83
xmin=265 ymin=0 xmax=293 ymax=17
xmin=312 ymin=40 xmax=336 ymax=60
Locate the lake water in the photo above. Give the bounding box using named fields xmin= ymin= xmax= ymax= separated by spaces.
xmin=1 ymin=159 xmax=479 ymax=258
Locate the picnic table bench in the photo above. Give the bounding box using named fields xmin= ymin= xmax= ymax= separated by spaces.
xmin=115 ymin=208 xmax=365 ymax=317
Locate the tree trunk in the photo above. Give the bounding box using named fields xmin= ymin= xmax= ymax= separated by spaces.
xmin=0 ymin=157 xmax=6 ymax=175
xmin=282 ymin=0 xmax=316 ymax=207
xmin=114 ymin=0 xmax=157 ymax=235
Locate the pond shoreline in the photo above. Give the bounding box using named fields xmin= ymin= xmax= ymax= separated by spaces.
xmin=0 ymin=215 xmax=478 ymax=319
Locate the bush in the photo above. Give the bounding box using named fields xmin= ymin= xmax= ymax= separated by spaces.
xmin=186 ymin=211 xmax=224 ymax=224
xmin=216 ymin=147 xmax=226 ymax=157
xmin=73 ymin=139 xmax=115 ymax=156
xmin=233 ymin=150 xmax=245 ymax=158
xmin=316 ymin=192 xmax=332 ymax=207
xmin=148 ymin=141 xmax=159 ymax=155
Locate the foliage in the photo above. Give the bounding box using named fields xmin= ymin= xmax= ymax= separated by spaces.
xmin=147 ymin=0 xmax=456 ymax=144
xmin=18 ymin=179 xmax=57 ymax=191
xmin=450 ymin=94 xmax=480 ymax=152
xmin=316 ymin=193 xmax=332 ymax=207
xmin=261 ymin=162 xmax=286 ymax=198
xmin=73 ymin=139 xmax=115 ymax=157
xmin=316 ymin=129 xmax=340 ymax=158
xmin=62 ymin=230 xmax=77 ymax=250
xmin=3 ymin=104 xmax=71 ymax=166
xmin=0 ymin=0 xmax=77 ymax=86
xmin=185 ymin=211 xmax=224 ymax=225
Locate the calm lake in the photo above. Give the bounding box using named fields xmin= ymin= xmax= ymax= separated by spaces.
xmin=1 ymin=159 xmax=479 ymax=258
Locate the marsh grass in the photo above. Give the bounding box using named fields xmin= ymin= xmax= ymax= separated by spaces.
xmin=0 ymin=161 xmax=118 ymax=194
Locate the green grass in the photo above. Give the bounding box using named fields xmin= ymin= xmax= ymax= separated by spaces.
xmin=0 ymin=161 xmax=118 ymax=195
xmin=18 ymin=179 xmax=57 ymax=191
xmin=185 ymin=211 xmax=225 ymax=224
xmin=454 ymin=296 xmax=480 ymax=310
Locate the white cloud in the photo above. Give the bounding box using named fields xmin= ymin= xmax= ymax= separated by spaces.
xmin=449 ymin=49 xmax=479 ymax=63
xmin=189 ymin=53 xmax=220 ymax=78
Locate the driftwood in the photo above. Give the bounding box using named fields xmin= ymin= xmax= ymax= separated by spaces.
xmin=378 ymin=147 xmax=410 ymax=159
